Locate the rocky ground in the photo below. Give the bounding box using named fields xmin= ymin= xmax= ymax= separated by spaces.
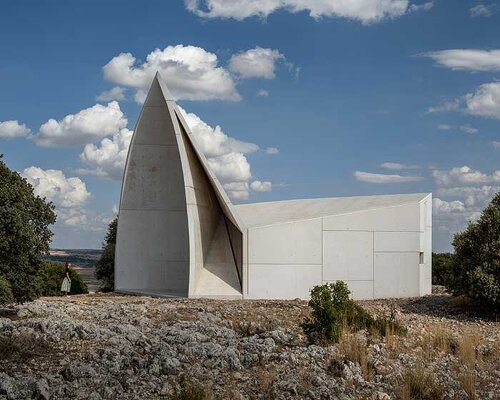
xmin=0 ymin=289 xmax=499 ymax=399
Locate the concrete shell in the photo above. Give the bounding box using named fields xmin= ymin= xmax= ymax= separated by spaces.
xmin=115 ymin=73 xmax=432 ymax=300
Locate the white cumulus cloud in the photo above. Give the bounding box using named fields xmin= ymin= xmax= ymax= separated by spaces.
xmin=250 ymin=180 xmax=272 ymax=192
xmin=433 ymin=179 xmax=499 ymax=241
xmin=465 ymin=82 xmax=500 ymax=119
xmin=221 ymin=182 xmax=249 ymax=200
xmin=22 ymin=167 xmax=90 ymax=208
xmin=22 ymin=167 xmax=91 ymax=227
xmin=178 ymin=106 xmax=258 ymax=157
xmin=33 ymin=101 xmax=127 ymax=147
xmin=79 ymin=128 xmax=133 ymax=180
xmin=229 ymin=47 xmax=284 ymax=79
xmin=96 ymin=87 xmax=127 ymax=102
xmin=436 ymin=185 xmax=499 ymax=207
xmin=428 ymin=82 xmax=500 ymax=119
xmin=179 ymin=107 xmax=261 ymax=199
xmin=74 ymin=103 xmax=273 ymax=200
xmin=433 ymin=198 xmax=465 ymax=213
xmin=354 ymin=171 xmax=423 ymax=183
xmin=185 ymin=0 xmax=412 ymax=24
xmin=103 ymin=45 xmax=240 ymax=102
xmin=206 ymin=152 xmax=252 ymax=186
xmin=0 ymin=120 xmax=31 ymax=139
xmin=432 ymin=166 xmax=500 ymax=186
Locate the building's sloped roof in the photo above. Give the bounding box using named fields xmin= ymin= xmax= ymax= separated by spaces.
xmin=235 ymin=193 xmax=430 ymax=228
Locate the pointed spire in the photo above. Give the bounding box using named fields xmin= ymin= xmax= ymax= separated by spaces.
xmin=154 ymin=71 xmax=175 ymax=101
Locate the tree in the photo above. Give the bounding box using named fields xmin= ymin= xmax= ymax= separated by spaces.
xmin=95 ymin=218 xmax=117 ymax=291
xmin=432 ymin=252 xmax=453 ymax=285
xmin=449 ymin=192 xmax=500 ymax=308
xmin=0 ymin=275 xmax=14 ymax=305
xmin=0 ymin=155 xmax=56 ymax=302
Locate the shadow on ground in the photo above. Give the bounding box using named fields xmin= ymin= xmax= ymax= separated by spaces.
xmin=400 ymin=292 xmax=499 ymax=322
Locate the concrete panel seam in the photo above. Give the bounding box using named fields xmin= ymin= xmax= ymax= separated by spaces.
xmin=323 ymin=229 xmax=424 ymax=233
xmin=249 ymin=263 xmax=323 ymax=266
xmin=374 ymin=251 xmax=421 ymax=254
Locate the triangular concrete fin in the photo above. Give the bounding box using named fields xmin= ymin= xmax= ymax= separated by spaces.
xmin=116 ymin=74 xmax=190 ymax=297
xmin=116 ymin=72 xmax=244 ymax=299
xmin=173 ymin=106 xmax=245 ymax=231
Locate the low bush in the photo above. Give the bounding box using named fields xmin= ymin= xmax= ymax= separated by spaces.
xmin=0 ymin=275 xmax=14 ymax=305
xmin=301 ymin=281 xmax=405 ymax=344
xmin=432 ymin=252 xmax=453 ymax=286
xmin=39 ymin=261 xmax=88 ymax=296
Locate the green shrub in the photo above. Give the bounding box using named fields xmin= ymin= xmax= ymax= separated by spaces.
xmin=39 ymin=262 xmax=88 ymax=296
xmin=95 ymin=218 xmax=116 ymax=292
xmin=301 ymin=281 xmax=405 ymax=344
xmin=448 ymin=192 xmax=500 ymax=308
xmin=0 ymin=275 xmax=14 ymax=305
xmin=432 ymin=252 xmax=453 ymax=285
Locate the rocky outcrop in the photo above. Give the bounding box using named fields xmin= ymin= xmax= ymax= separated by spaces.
xmin=0 ymin=293 xmax=498 ymax=399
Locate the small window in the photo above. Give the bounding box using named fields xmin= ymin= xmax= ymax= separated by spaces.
xmin=419 ymin=252 xmax=425 ymax=264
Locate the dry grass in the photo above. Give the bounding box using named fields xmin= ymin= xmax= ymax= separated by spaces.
xmin=229 ymin=308 xmax=280 ymax=337
xmin=255 ymin=365 xmax=277 ymax=398
xmin=326 ymin=356 xmax=344 ymax=377
xmin=399 ymin=363 xmax=444 ymax=400
xmin=419 ymin=325 xmax=454 ymax=361
xmin=432 ymin=326 xmax=453 ymax=353
xmin=384 ymin=323 xmax=400 ymax=350
xmin=0 ymin=333 xmax=54 ymax=365
xmin=457 ymin=330 xmax=482 ymax=366
xmin=170 ymin=379 xmax=214 ymax=400
xmin=296 ymin=369 xmax=313 ymax=395
xmin=220 ymin=377 xmax=240 ymax=399
xmin=338 ymin=331 xmax=373 ymax=380
xmin=459 ymin=370 xmax=477 ymax=399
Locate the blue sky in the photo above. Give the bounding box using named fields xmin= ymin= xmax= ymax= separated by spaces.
xmin=0 ymin=0 xmax=499 ymax=251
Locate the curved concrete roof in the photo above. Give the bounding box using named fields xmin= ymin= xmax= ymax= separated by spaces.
xmin=235 ymin=193 xmax=430 ymax=228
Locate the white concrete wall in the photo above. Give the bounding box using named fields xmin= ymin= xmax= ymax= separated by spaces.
xmin=246 ymin=219 xmax=322 ymax=299
xmin=116 ymin=77 xmax=190 ymax=296
xmin=246 ymin=197 xmax=432 ymax=300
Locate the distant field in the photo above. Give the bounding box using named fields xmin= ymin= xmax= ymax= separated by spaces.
xmin=42 ymin=249 xmax=102 ymax=269
xmin=42 ymin=249 xmax=102 ymax=292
